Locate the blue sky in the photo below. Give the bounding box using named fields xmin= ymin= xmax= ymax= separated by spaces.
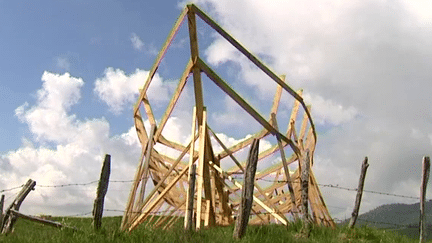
xmin=1 ymin=0 xmax=432 ymax=221
xmin=0 ymin=0 xmax=184 ymax=151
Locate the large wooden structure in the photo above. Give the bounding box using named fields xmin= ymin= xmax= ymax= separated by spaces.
xmin=121 ymin=4 xmax=335 ymax=231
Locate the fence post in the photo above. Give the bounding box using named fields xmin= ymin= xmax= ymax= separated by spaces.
xmin=233 ymin=139 xmax=259 ymax=239
xmin=93 ymin=154 xmax=111 ymax=230
xmin=301 ymin=149 xmax=311 ymax=223
xmin=0 ymin=195 xmax=4 ymax=227
xmin=1 ymin=179 xmax=36 ymax=234
xmin=348 ymin=157 xmax=369 ymax=229
xmin=420 ymin=156 xmax=430 ymax=243
xmin=185 ymin=164 xmax=196 ymax=231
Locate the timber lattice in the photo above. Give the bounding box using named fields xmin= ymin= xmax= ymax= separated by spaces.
xmin=121 ymin=4 xmax=335 ymax=231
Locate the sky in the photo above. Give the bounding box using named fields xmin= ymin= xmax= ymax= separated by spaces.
xmin=1 ymin=0 xmax=432 ymax=222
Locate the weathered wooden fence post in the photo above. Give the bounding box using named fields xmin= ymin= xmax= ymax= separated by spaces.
xmin=185 ymin=164 xmax=197 ymax=231
xmin=301 ymin=149 xmax=311 ymax=223
xmin=1 ymin=179 xmax=36 ymax=234
xmin=93 ymin=154 xmax=111 ymax=230
xmin=348 ymin=157 xmax=369 ymax=229
xmin=0 ymin=195 xmax=4 ymax=227
xmin=420 ymin=156 xmax=430 ymax=243
xmin=233 ymin=138 xmax=259 ymax=239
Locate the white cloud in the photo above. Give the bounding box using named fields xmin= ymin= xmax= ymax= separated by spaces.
xmin=94 ymin=68 xmax=172 ymax=114
xmin=55 ymin=57 xmax=71 ymax=70
xmin=2 ymin=71 xmax=145 ymax=215
xmin=303 ymin=92 xmax=358 ymax=125
xmin=130 ymin=33 xmax=157 ymax=54
xmin=15 ymin=72 xmax=84 ymax=143
xmin=193 ymin=0 xmax=432 ymax=218
xmin=130 ymin=32 xmax=144 ymax=51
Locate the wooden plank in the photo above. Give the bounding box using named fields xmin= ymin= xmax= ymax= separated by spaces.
xmin=142 ymin=96 xmax=156 ymax=127
xmin=129 ymin=164 xmax=190 ymax=231
xmin=2 ymin=179 xmax=36 ymax=234
xmin=214 ymin=128 xmax=269 ymax=160
xmin=233 ymin=139 xmax=259 ymax=239
xmin=195 ymin=108 xmax=207 ymax=230
xmin=93 ymin=154 xmax=111 ymax=230
xmin=185 ymin=164 xmax=197 ymax=231
xmin=138 ymin=137 xmax=197 ymax=215
xmin=209 ymin=161 xmax=287 ymax=225
xmin=286 ymin=90 xmax=303 ymax=136
xmin=420 ymin=156 xmax=431 ymax=243
xmin=348 ymin=157 xmax=369 ymax=229
xmin=134 ymin=7 xmax=188 ymax=115
xmin=271 ymin=113 xmax=299 ymax=219
xmin=134 ymin=110 xmax=148 ymax=145
xmin=154 ymin=59 xmax=193 ymax=141
xmin=185 ymin=107 xmax=197 ymax=230
xmin=202 ymin=127 xmax=216 ymax=227
xmin=138 ymin=125 xmax=156 ymax=206
xmin=270 ymin=76 xmax=284 ymax=116
xmin=10 ymin=210 xmax=77 ymax=231
xmin=187 ymin=5 xmax=204 ymax=124
xmin=121 ymin=145 xmax=147 ymax=230
xmin=198 ymin=58 xmax=300 ymax=156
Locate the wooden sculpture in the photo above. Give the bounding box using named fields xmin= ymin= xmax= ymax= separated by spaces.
xmin=121 ymin=4 xmax=335 ymax=231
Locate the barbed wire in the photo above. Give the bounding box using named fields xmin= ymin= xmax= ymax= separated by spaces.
xmin=0 ymin=184 xmax=24 ymax=193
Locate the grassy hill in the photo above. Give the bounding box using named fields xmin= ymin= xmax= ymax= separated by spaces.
xmin=0 ymin=216 xmax=418 ymax=242
xmin=343 ymin=200 xmax=432 ymax=240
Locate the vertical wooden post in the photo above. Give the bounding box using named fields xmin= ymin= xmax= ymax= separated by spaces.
xmin=348 ymin=157 xmax=369 ymax=229
xmin=93 ymin=154 xmax=111 ymax=230
xmin=420 ymin=156 xmax=430 ymax=243
xmin=1 ymin=179 xmax=36 ymax=234
xmin=185 ymin=107 xmax=197 ymax=229
xmin=233 ymin=139 xmax=259 ymax=239
xmin=0 ymin=195 xmax=4 ymax=227
xmin=195 ymin=108 xmax=207 ymax=230
xmin=301 ymin=149 xmax=311 ymax=223
xmin=185 ymin=164 xmax=196 ymax=231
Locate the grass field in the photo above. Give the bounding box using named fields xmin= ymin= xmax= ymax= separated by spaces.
xmin=0 ymin=216 xmax=420 ymax=242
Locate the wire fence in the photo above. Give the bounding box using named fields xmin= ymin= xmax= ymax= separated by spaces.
xmin=0 ymin=177 xmax=425 ymax=229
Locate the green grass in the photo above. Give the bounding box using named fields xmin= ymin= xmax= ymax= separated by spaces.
xmin=0 ymin=216 xmax=421 ymax=242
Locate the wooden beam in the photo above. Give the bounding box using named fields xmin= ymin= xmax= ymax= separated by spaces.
xmin=420 ymin=156 xmax=430 ymax=243
xmin=187 ymin=5 xmax=204 ymax=124
xmin=270 ymin=75 xmax=284 ymax=117
xmin=129 ymin=164 xmax=190 ymax=231
xmin=185 ymin=106 xmax=198 ymax=230
xmin=134 ymin=7 xmax=188 ymax=115
xmin=191 ymin=4 xmax=317 ymax=146
xmin=198 ymin=58 xmax=299 ymax=156
xmin=271 ymin=113 xmax=299 ymax=219
xmin=154 ymin=59 xmax=193 ymax=141
xmin=209 ymin=161 xmax=287 ymax=225
xmin=138 ymin=125 xmax=156 ymax=206
xmin=195 ymin=108 xmax=207 ymax=230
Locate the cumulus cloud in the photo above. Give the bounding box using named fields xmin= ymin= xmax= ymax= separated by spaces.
xmin=94 ymin=68 xmax=172 ymax=114
xmin=2 ymin=71 xmax=144 ymax=216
